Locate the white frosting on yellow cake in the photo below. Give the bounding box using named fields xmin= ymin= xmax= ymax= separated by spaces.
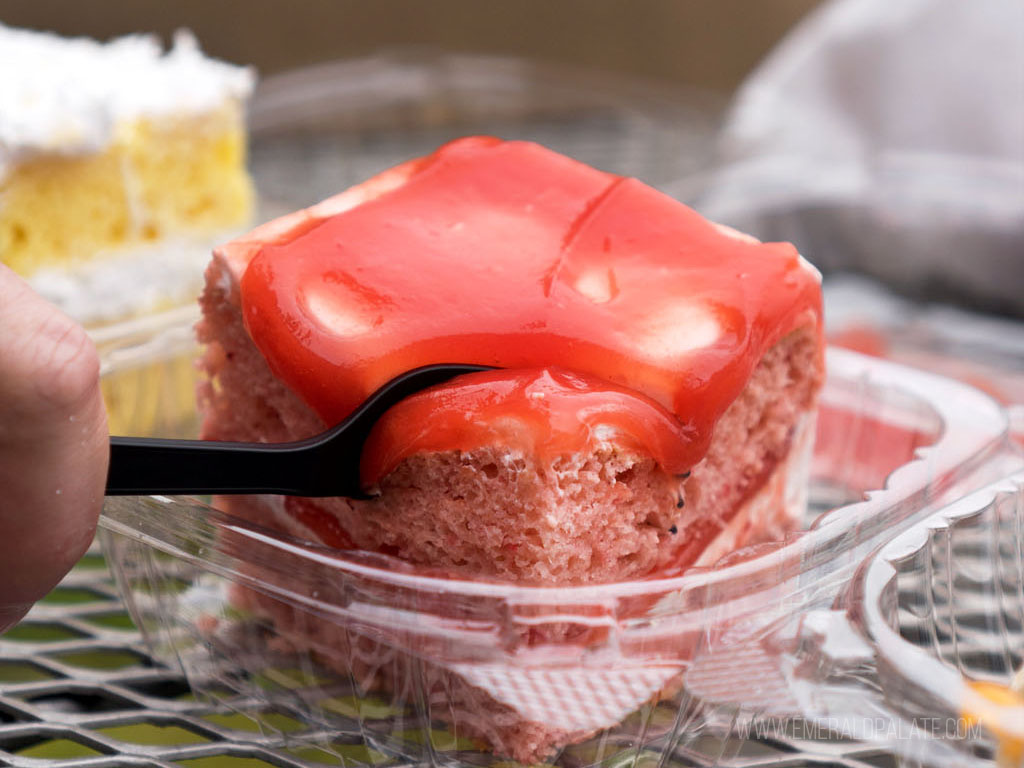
xmin=0 ymin=24 xmax=255 ymax=325
xmin=0 ymin=26 xmax=252 ymax=174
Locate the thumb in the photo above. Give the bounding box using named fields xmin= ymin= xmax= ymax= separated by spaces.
xmin=0 ymin=264 xmax=109 ymax=632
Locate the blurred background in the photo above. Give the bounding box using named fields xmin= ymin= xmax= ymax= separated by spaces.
xmin=1 ymin=0 xmax=821 ymax=94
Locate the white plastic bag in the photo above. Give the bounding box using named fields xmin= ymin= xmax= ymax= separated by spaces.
xmin=692 ymin=0 xmax=1024 ymax=314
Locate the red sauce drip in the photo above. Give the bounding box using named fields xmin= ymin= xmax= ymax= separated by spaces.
xmin=238 ymin=137 xmax=822 ymax=486
xmin=283 ymin=497 xmax=356 ymax=549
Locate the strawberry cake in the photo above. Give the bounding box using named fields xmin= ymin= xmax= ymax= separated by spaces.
xmin=196 ymin=136 xmax=824 ymax=758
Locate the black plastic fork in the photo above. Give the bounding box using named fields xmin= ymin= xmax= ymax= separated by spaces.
xmin=105 ymin=364 xmax=493 ymax=499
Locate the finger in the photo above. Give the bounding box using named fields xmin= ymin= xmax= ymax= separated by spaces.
xmin=0 ymin=264 xmax=109 ymax=632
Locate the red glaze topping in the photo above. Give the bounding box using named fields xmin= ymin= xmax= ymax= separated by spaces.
xmin=361 ymin=367 xmax=697 ymax=487
xmin=237 ymin=137 xmax=822 ymax=485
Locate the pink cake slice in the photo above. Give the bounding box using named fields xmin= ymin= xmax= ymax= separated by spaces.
xmin=195 ymin=137 xmax=824 ymax=758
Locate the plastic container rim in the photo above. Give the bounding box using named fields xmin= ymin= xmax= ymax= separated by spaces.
xmin=99 ymin=347 xmax=1009 ymax=604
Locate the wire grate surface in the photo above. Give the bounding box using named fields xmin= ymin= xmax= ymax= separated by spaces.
xmin=0 ymin=542 xmax=909 ymax=768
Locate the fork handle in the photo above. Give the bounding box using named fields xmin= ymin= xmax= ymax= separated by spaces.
xmin=105 ymin=363 xmax=494 ymax=499
xmin=106 ymin=436 xmax=350 ymax=497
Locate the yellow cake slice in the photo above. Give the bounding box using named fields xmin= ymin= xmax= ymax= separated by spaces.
xmin=0 ymin=24 xmax=254 ymax=324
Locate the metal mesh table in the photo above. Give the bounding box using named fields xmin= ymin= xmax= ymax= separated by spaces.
xmin=0 ymin=541 xmax=904 ymax=768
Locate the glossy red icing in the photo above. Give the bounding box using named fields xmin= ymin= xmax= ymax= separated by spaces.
xmin=361 ymin=367 xmax=698 ymax=486
xmin=238 ymin=137 xmax=822 ymax=486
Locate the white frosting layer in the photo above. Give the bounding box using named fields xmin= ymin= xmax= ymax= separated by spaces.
xmin=28 ymin=234 xmax=231 ymax=326
xmin=0 ymin=25 xmax=253 ymax=176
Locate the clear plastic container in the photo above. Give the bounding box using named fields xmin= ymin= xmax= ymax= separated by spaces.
xmin=92 ymin=51 xmax=1024 ymax=767
xmin=99 ymin=349 xmax=1020 ymax=766
xmin=710 ymin=434 xmax=1024 ymax=767
xmin=794 ymin=469 xmax=1024 ymax=768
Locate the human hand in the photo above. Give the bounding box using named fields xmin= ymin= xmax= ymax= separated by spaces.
xmin=0 ymin=264 xmax=109 ymax=632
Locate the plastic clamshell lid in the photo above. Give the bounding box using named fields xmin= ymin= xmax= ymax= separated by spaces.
xmin=854 ymin=469 xmax=1024 ymax=761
